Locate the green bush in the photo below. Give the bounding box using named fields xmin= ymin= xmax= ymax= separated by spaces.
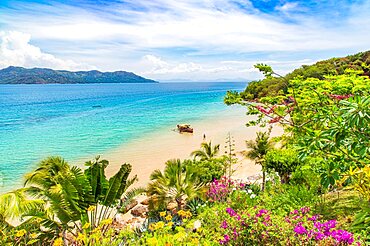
xmin=265 ymin=148 xmax=301 ymax=184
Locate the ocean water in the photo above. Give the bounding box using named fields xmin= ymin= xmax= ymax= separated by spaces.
xmin=0 ymin=82 xmax=246 ymax=192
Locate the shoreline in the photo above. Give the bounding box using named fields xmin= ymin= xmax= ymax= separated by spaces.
xmin=80 ymin=105 xmax=283 ymax=188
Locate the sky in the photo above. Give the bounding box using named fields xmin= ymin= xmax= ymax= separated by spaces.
xmin=0 ymin=0 xmax=369 ymax=82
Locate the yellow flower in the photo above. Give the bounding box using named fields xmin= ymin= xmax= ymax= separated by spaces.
xmin=30 ymin=233 xmax=38 ymax=239
xmin=101 ymin=218 xmax=113 ymax=226
xmin=15 ymin=229 xmax=27 ymax=238
xmin=82 ymin=222 xmax=91 ymax=230
xmin=149 ymin=223 xmax=156 ymax=231
xmin=160 ymin=211 xmax=166 ymax=217
xmin=155 ymin=221 xmax=165 ymax=230
xmin=91 ymin=227 xmax=101 ymax=234
xmin=87 ymin=205 xmax=96 ymax=212
xmin=147 ymin=237 xmax=158 ymax=246
xmin=177 ymin=210 xmax=192 ymax=218
xmin=53 ymin=238 xmax=63 ymax=246
xmin=76 ymin=233 xmax=86 ymax=242
xmin=185 ymin=211 xmax=192 ymax=218
xmin=167 ymin=222 xmax=174 ymax=227
xmin=174 ymin=231 xmax=186 ymax=241
xmin=191 ymin=238 xmax=199 ymax=244
xmin=165 ymin=214 xmax=172 ymax=221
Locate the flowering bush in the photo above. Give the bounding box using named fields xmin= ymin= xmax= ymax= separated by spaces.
xmin=207 ymin=177 xmax=255 ymax=203
xmin=217 ymin=206 xmax=361 ymax=245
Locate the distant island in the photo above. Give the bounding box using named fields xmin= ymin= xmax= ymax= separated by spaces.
xmin=0 ymin=66 xmax=157 ymax=84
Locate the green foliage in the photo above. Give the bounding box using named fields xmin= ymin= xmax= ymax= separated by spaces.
xmin=265 ymin=148 xmax=301 ymax=183
xmin=230 ymin=68 xmax=370 ymax=188
xmin=260 ymin=184 xmax=319 ymax=214
xmin=24 ymin=156 xmax=94 ymax=229
xmin=226 ymin=50 xmax=370 ymax=101
xmin=147 ymin=159 xmax=206 ymax=210
xmin=0 ymin=155 xmax=140 ymax=244
xmin=245 ymin=129 xmax=274 ymax=190
xmin=187 ymin=158 xmax=225 ymax=183
xmin=351 ymin=207 xmax=370 ymax=243
xmin=191 ymin=141 xmax=220 ymax=161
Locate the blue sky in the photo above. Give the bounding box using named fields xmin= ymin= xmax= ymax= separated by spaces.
xmin=0 ymin=0 xmax=369 ymax=81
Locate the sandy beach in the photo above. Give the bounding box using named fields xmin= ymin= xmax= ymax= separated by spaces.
xmin=92 ymin=105 xmax=283 ymax=188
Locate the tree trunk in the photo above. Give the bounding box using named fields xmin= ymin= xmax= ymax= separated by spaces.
xmin=262 ymin=171 xmax=265 ymax=191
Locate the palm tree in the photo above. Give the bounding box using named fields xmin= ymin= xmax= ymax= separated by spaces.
xmin=2 ymin=156 xmax=143 ymax=238
xmin=0 ymin=188 xmax=44 ymax=224
xmin=84 ymin=156 xmax=144 ymax=227
xmin=245 ymin=130 xmax=273 ymax=191
xmin=147 ymin=159 xmax=205 ymax=210
xmin=191 ymin=141 xmax=220 ymax=161
xmin=24 ymin=156 xmax=93 ymax=234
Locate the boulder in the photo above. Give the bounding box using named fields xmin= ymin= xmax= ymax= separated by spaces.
xmin=131 ymin=205 xmax=148 ymax=217
xmin=124 ymin=200 xmax=138 ymax=212
xmin=141 ymin=198 xmax=150 ymax=205
xmin=166 ymin=201 xmax=177 ymax=211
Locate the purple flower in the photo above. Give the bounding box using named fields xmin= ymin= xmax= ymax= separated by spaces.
xmin=308 ymin=215 xmax=319 ymax=221
xmin=256 ymin=209 xmax=268 ymax=217
xmin=221 ymin=220 xmax=228 ymax=229
xmin=226 ymin=208 xmax=237 ymax=217
xmin=219 ymin=234 xmax=230 ymax=245
xmin=294 ymin=225 xmax=307 ymax=235
xmin=315 ymin=232 xmax=325 ymax=240
xmin=300 ymin=206 xmax=310 ymax=215
xmin=325 ymin=220 xmax=337 ymax=230
xmin=331 ymin=230 xmax=354 ymax=244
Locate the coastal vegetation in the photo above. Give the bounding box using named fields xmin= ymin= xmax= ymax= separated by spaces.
xmin=0 ymin=50 xmax=369 ymax=245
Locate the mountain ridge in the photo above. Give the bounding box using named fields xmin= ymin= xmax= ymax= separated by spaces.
xmin=0 ymin=66 xmax=157 ymax=84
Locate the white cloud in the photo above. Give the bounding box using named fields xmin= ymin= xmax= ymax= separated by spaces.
xmin=275 ymin=2 xmax=299 ymax=12
xmin=0 ymin=0 xmax=369 ymax=80
xmin=139 ymin=55 xmax=314 ymax=81
xmin=0 ymin=31 xmax=95 ymax=70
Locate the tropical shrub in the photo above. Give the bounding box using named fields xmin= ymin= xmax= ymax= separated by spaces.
xmin=187 ymin=158 xmax=225 ymax=183
xmin=260 ymin=184 xmax=319 ymax=214
xmin=265 ymin=148 xmax=301 ymax=183
xmin=217 ymin=206 xmax=360 ymax=245
xmin=226 ymin=64 xmax=370 ymax=189
xmin=147 ymin=159 xmax=206 ymax=211
xmin=206 ymin=177 xmax=252 ymax=203
xmin=224 ymin=50 xmax=370 ymax=101
xmin=0 ymin=156 xmax=141 ymax=244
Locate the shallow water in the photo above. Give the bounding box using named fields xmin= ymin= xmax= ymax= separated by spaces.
xmin=0 ymin=82 xmax=246 ymax=192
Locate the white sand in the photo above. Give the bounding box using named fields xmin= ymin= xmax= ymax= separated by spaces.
xmin=83 ymin=105 xmax=283 ymax=188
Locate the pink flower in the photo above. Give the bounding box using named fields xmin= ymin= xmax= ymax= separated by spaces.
xmin=294 ymin=225 xmax=307 ymax=235
xmin=221 ymin=220 xmax=228 ymax=229
xmin=220 ymin=234 xmax=230 ymax=245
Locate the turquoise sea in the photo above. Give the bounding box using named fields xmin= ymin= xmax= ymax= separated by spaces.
xmin=0 ymin=82 xmax=246 ymax=193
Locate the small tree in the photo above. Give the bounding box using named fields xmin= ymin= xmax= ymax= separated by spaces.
xmin=245 ymin=129 xmax=273 ymax=190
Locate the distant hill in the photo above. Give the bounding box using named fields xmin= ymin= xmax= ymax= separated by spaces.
xmin=240 ymin=50 xmax=370 ymax=99
xmin=0 ymin=66 xmax=157 ymax=84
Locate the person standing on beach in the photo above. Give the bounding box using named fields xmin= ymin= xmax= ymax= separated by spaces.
xmin=203 ymin=133 xmax=206 ymax=141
